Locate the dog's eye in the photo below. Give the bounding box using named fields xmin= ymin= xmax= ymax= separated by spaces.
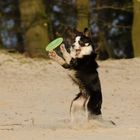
xmin=72 ymin=44 xmax=75 ymax=48
xmin=78 ymin=40 xmax=85 ymax=46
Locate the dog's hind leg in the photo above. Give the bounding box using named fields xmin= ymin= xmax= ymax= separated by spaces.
xmin=70 ymin=93 xmax=88 ymax=123
xmin=70 ymin=93 xmax=81 ymax=122
xmin=70 ymin=99 xmax=75 ymax=123
xmin=85 ymin=96 xmax=90 ymax=121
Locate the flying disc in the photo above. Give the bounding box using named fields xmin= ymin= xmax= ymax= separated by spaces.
xmin=45 ymin=37 xmax=63 ymax=52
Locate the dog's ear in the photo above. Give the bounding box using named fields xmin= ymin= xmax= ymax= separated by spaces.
xmin=83 ymin=28 xmax=92 ymax=38
xmin=64 ymin=27 xmax=82 ymax=40
xmin=62 ymin=27 xmax=80 ymax=46
xmin=72 ymin=28 xmax=82 ymax=37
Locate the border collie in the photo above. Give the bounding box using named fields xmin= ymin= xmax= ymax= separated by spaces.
xmin=49 ymin=29 xmax=102 ymax=122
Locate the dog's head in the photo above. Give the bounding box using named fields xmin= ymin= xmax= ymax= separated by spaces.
xmin=70 ymin=34 xmax=94 ymax=58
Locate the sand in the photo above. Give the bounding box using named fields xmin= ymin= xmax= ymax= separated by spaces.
xmin=0 ymin=51 xmax=140 ymax=140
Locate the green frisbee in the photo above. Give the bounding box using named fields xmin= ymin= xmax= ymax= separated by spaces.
xmin=45 ymin=37 xmax=63 ymax=52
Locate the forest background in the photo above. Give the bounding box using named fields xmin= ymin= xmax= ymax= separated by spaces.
xmin=0 ymin=0 xmax=140 ymax=59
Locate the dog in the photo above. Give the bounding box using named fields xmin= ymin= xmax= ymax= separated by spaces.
xmin=49 ymin=28 xmax=103 ymax=122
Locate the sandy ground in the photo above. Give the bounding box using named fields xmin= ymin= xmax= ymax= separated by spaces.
xmin=0 ymin=51 xmax=140 ymax=140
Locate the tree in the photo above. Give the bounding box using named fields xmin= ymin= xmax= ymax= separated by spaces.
xmin=76 ymin=0 xmax=89 ymax=31
xmin=93 ymin=0 xmax=133 ymax=59
xmin=132 ymin=0 xmax=140 ymax=57
xmin=95 ymin=0 xmax=114 ymax=59
xmin=19 ymin=0 xmax=49 ymax=57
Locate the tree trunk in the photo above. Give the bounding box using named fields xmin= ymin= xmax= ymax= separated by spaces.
xmin=132 ymin=0 xmax=140 ymax=57
xmin=96 ymin=0 xmax=114 ymax=59
xmin=76 ymin=0 xmax=89 ymax=31
xmin=19 ymin=0 xmax=49 ymax=57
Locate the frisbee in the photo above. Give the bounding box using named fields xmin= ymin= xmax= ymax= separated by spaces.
xmin=45 ymin=37 xmax=63 ymax=52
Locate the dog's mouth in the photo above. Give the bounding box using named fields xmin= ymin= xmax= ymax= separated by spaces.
xmin=75 ymin=49 xmax=81 ymax=55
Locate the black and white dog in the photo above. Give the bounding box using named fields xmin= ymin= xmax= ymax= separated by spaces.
xmin=49 ymin=29 xmax=102 ymax=122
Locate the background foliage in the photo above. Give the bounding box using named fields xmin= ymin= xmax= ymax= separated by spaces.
xmin=0 ymin=0 xmax=137 ymax=59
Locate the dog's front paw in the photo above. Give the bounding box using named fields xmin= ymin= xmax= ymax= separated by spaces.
xmin=60 ymin=44 xmax=72 ymax=64
xmin=49 ymin=51 xmax=65 ymax=65
xmin=48 ymin=51 xmax=56 ymax=59
xmin=60 ymin=44 xmax=66 ymax=53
